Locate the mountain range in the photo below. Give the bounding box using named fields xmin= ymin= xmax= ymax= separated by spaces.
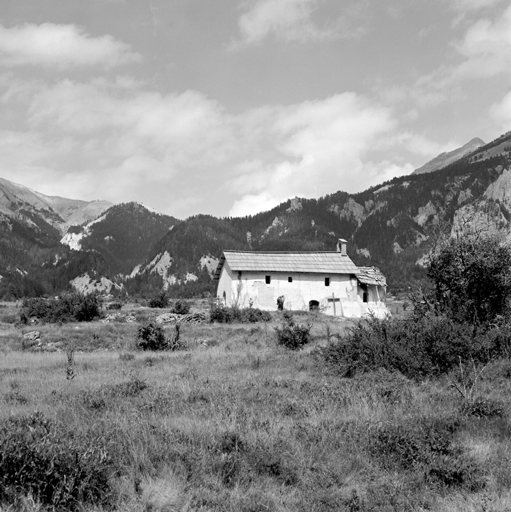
xmin=1 ymin=131 xmax=510 ymax=300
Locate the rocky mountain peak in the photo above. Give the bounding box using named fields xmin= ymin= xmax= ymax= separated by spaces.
xmin=413 ymin=137 xmax=485 ymax=175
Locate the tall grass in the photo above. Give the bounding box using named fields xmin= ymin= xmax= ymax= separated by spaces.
xmin=0 ymin=317 xmax=510 ymax=511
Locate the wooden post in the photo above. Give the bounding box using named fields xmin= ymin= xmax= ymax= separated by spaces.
xmin=332 ymin=292 xmax=336 ymax=316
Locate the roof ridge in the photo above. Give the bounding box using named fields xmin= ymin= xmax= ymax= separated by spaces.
xmin=223 ymin=250 xmax=349 ymax=254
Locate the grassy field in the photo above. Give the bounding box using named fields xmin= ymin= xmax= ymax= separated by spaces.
xmin=1 ymin=304 xmax=511 ymax=511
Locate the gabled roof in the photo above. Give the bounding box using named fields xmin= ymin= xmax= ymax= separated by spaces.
xmin=214 ymin=250 xmax=359 ymax=280
xmin=356 ymin=266 xmax=387 ymax=286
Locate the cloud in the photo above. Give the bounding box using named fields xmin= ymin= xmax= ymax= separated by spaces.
xmin=447 ymin=0 xmax=506 ymax=11
xmin=0 ymin=74 xmax=447 ymax=218
xmin=0 ymin=77 xmax=236 ymax=214
xmin=230 ymin=0 xmax=365 ymax=49
xmin=452 ymin=3 xmax=511 ymax=79
xmin=229 ymin=93 xmax=398 ymax=216
xmin=379 ymin=2 xmax=511 ymax=117
xmin=0 ymin=23 xmax=140 ymax=68
xmin=490 ymin=90 xmax=511 ymax=130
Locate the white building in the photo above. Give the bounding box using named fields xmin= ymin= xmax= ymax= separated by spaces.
xmin=214 ymin=240 xmax=389 ymax=318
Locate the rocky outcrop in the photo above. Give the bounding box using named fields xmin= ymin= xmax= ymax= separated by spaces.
xmin=70 ymin=273 xmax=124 ymax=295
xmin=414 ymin=201 xmax=440 ymax=227
xmin=338 ymin=198 xmax=366 ymax=227
xmin=484 ymin=168 xmax=511 ymax=207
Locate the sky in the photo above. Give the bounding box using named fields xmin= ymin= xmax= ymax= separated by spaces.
xmin=0 ymin=0 xmax=510 ymax=219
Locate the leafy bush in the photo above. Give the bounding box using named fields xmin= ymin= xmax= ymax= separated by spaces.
xmin=0 ymin=412 xmax=112 ymax=509
xmin=427 ymin=233 xmax=511 ymax=324
xmin=106 ymin=302 xmax=122 ymax=310
xmin=210 ymin=305 xmax=271 ymax=323
xmin=171 ymin=299 xmax=191 ymax=315
xmin=275 ymin=312 xmax=311 ymax=350
xmin=136 ymin=322 xmax=185 ymax=351
xmin=148 ymin=291 xmax=169 ymax=309
xmin=20 ymin=293 xmax=103 ymax=324
xmin=209 ymin=306 xmax=234 ymax=323
xmin=0 ymin=313 xmax=17 ymax=324
xmin=369 ymin=416 xmax=483 ymax=490
xmin=242 ymin=307 xmax=272 ymax=323
xmin=318 ymin=314 xmax=511 ymax=380
xmin=136 ymin=322 xmax=168 ymax=350
xmin=460 ymin=397 xmax=506 ymax=419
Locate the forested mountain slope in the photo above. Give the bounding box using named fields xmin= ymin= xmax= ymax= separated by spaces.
xmin=1 ymin=131 xmax=510 ymax=299
xmin=132 ymin=131 xmax=511 ymax=297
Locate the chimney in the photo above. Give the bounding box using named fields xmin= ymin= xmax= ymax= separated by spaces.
xmin=336 ymin=238 xmax=347 ymax=256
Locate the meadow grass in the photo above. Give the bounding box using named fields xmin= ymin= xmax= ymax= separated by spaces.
xmin=0 ymin=311 xmax=510 ymax=511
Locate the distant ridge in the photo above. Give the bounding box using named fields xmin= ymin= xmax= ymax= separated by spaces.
xmin=412 ymin=137 xmax=485 ymax=175
xmin=0 ymin=176 xmax=113 ymax=233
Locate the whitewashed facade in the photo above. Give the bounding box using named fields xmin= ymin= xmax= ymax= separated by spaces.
xmin=214 ymin=243 xmax=389 ymax=318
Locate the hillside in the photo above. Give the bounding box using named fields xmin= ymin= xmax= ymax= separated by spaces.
xmin=412 ymin=137 xmax=485 ymax=175
xmin=1 ymin=131 xmax=511 ymax=299
xmin=130 ymin=131 xmax=511 ymax=297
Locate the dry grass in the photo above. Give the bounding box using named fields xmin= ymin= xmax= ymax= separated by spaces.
xmin=0 ymin=308 xmax=510 ymax=511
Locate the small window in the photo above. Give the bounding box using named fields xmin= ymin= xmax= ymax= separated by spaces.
xmin=265 ymin=275 xmax=271 ymax=285
xmin=288 ymin=276 xmax=293 ymax=283
xmin=325 ymin=277 xmax=330 ymax=287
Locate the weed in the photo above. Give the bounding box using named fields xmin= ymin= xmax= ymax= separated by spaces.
xmin=106 ymin=378 xmax=149 ymax=398
xmin=275 ymin=312 xmax=311 ymax=350
xmin=449 ymin=356 xmax=489 ymax=403
xmin=20 ymin=293 xmax=103 ymax=324
xmin=136 ymin=322 xmax=167 ymax=350
xmin=119 ymin=352 xmax=135 ymax=362
xmin=0 ymin=313 xmax=18 ymax=324
xmin=210 ymin=305 xmax=271 ymax=323
xmin=81 ymin=390 xmax=107 ymax=411
xmin=136 ymin=322 xmax=185 ymax=351
xmin=318 ymin=314 xmax=511 ymax=380
xmin=460 ymin=397 xmax=506 ymax=419
xmin=0 ymin=412 xmax=113 ymax=510
xmin=4 ymin=390 xmax=28 ymax=405
xmin=171 ymin=300 xmax=191 ymax=315
xmin=66 ymin=348 xmax=76 ymax=380
xmin=369 ymin=415 xmax=484 ymax=490
xmin=148 ymin=291 xmax=169 ymax=309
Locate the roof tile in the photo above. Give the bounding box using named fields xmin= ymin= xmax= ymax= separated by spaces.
xmin=215 ymin=251 xmax=360 ymax=278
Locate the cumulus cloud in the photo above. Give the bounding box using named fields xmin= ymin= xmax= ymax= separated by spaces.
xmin=0 ymin=75 xmax=446 ymax=218
xmin=0 ymin=78 xmax=236 ymax=213
xmin=230 ymin=0 xmax=364 ymax=49
xmin=228 ymin=93 xmax=398 ymax=216
xmin=0 ymin=23 xmax=140 ymax=68
xmin=453 ymin=3 xmax=511 ymax=79
xmin=447 ymin=0 xmax=506 ymax=11
xmin=490 ymin=90 xmax=511 ymax=130
xmin=382 ymin=2 xmax=511 ymax=117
